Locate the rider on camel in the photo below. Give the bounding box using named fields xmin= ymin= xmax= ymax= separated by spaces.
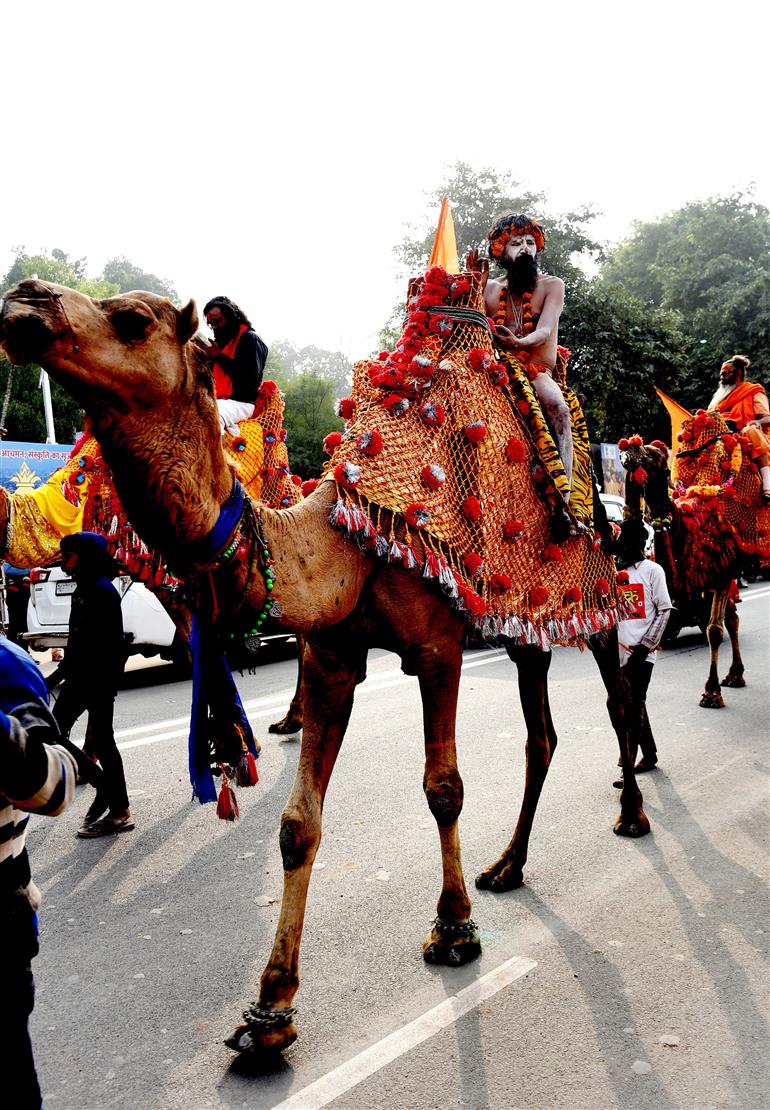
xmin=708 ymin=353 xmax=770 ymax=502
xmin=201 ymin=297 xmax=268 ymax=436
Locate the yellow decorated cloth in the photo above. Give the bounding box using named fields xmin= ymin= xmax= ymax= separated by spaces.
xmin=322 ymin=271 xmax=621 ymax=646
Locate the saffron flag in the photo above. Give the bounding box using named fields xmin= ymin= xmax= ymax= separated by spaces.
xmin=655 ymin=387 xmax=692 ymax=448
xmin=428 ymin=196 xmax=459 ymax=275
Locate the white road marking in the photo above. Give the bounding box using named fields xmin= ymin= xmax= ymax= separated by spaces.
xmin=739 ymin=587 xmax=770 ymax=605
xmin=114 ymin=650 xmax=507 ymax=752
xmin=272 ymin=955 xmax=537 ymax=1110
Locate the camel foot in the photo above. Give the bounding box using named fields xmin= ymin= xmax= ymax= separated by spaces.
xmin=721 ymin=673 xmax=745 ymax=688
xmin=268 ymin=712 xmax=303 ymax=735
xmin=423 ymin=917 xmax=481 ymax=966
xmin=613 ymin=810 xmax=650 ymax=838
xmin=699 ymin=691 xmax=725 ymax=708
xmin=224 ymin=1004 xmax=298 ymax=1056
xmin=475 ymin=858 xmax=524 ymax=892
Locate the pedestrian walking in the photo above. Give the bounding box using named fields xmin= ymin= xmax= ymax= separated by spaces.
xmin=0 ymin=637 xmax=78 ymax=1109
xmin=46 ymin=532 xmax=134 ymax=837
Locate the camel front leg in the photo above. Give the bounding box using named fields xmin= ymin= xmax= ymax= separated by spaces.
xmin=589 ymin=628 xmax=650 ymax=838
xmin=720 ymin=596 xmax=746 ymax=688
xmin=701 ymin=589 xmax=729 ymax=707
xmin=226 ymin=633 xmax=366 ymax=1056
xmin=476 ymin=645 xmax=556 ymax=892
xmin=268 ymin=633 xmax=305 ymax=734
xmin=413 ymin=642 xmax=481 ymax=967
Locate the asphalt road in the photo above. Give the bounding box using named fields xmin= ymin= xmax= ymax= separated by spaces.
xmin=27 ymin=584 xmax=769 ymax=1110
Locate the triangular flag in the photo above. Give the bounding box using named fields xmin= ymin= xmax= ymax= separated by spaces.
xmin=655 ymin=387 xmax=692 ymax=448
xmin=428 ymin=196 xmax=459 ymax=275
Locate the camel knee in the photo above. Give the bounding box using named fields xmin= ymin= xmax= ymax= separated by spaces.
xmin=424 ymin=770 xmax=464 ymax=827
xmin=279 ymin=811 xmax=319 ymax=872
xmin=707 ymin=624 xmax=723 ymax=651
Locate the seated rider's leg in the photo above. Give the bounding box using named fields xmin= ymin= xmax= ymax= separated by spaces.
xmin=532 ymin=370 xmax=574 ymax=499
xmin=216 ymin=398 xmax=256 ymax=436
xmin=743 ymin=426 xmax=770 ymax=497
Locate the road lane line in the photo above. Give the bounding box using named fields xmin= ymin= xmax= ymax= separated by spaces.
xmin=112 ymin=650 xmax=508 ymax=751
xmin=272 ymin=955 xmax=537 ymax=1110
xmin=739 ymin=588 xmax=770 ymax=605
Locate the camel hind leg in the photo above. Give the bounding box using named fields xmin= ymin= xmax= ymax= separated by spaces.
xmin=476 ymin=645 xmax=556 ymax=892
xmin=226 ymin=631 xmax=366 ymax=1056
xmin=720 ymin=597 xmax=745 ymax=688
xmin=410 ymin=639 xmax=480 ymax=966
xmin=701 ymin=589 xmax=729 ymax=707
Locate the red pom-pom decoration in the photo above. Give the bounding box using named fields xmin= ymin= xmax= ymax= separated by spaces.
xmin=505 ymin=438 xmax=526 ymax=464
xmin=410 ymin=355 xmax=434 ymax=380
xmin=333 ymin=461 xmax=361 ymax=490
xmin=301 ymin=478 xmax=319 ymax=497
xmin=419 ymin=400 xmax=445 ymax=426
xmin=261 ymin=466 xmax=276 ymax=481
xmin=543 ymin=543 xmax=564 ymax=564
xmin=337 ymin=397 xmax=355 ymax=419
xmin=421 ymin=463 xmax=446 ymax=490
xmin=631 ymin=467 xmax=648 ymax=485
xmin=595 ymin=578 xmax=610 ymax=597
xmin=617 ymin=437 xmax=630 ymax=451
xmin=258 ymin=380 xmax=280 ymax=398
xmin=564 ymin=586 xmax=583 ymax=604
xmin=464 ymin=421 xmax=487 ymax=444
xmin=405 ymin=502 xmax=430 ymax=529
xmin=489 ymin=365 xmax=509 ymax=387
xmin=371 ymin=366 xmax=405 ymax=390
xmin=382 ymin=394 xmax=410 ymax=417
xmin=616 ymin=570 xmax=630 ymax=585
xmin=233 ymin=437 xmax=247 ymax=453
xmin=650 ymin=440 xmax=668 ymax=453
xmin=629 ymin=434 xmax=644 ymax=447
xmin=463 ymin=552 xmax=484 ymax=577
xmin=468 ymin=349 xmax=492 ymax=372
xmin=530 ymin=586 xmax=549 ymax=608
xmin=357 ymin=429 xmax=383 ymax=456
xmin=291 ymin=473 xmax=302 ymax=486
xmin=428 ymin=315 xmax=454 ymax=336
xmin=490 ymin=573 xmax=512 ymax=592
xmin=503 ymin=520 xmax=525 ymax=541
xmin=323 ymin=431 xmax=342 ymax=455
xmin=424 ymin=265 xmax=450 ymax=287
xmin=461 ymin=497 xmax=481 ymax=523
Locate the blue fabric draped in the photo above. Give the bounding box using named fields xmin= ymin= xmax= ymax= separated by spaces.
xmin=186 ymin=480 xmax=260 ymax=804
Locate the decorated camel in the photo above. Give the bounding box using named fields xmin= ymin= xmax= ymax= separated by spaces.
xmin=618 ymin=419 xmax=770 ymax=707
xmin=1 ymin=276 xmax=646 ymax=1058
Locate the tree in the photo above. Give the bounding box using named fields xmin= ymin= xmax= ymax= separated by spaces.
xmin=600 ymin=192 xmax=770 ymax=403
xmin=103 ymin=256 xmax=178 ymax=301
xmin=281 ymin=373 xmax=342 ymax=478
xmin=266 ymin=340 xmax=352 ymax=398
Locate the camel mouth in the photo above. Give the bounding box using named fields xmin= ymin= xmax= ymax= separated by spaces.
xmin=0 ymin=305 xmax=57 ymax=365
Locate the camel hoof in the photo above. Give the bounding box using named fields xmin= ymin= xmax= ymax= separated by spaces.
xmin=613 ymin=812 xmax=650 ymax=838
xmin=721 ymin=674 xmax=745 ymax=688
xmin=423 ymin=918 xmax=481 ymax=967
xmin=268 ymin=713 xmax=303 ymax=735
xmin=224 ymin=1005 xmax=298 ymax=1056
xmin=699 ymin=691 xmax=725 ymax=708
xmin=475 ymin=862 xmax=524 ymax=892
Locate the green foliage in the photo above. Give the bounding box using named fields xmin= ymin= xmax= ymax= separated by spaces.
xmin=280 ymin=373 xmax=342 ymax=479
xmin=267 ymin=340 xmax=352 ymax=397
xmin=103 ymin=256 xmax=178 ymax=301
xmin=600 ymin=192 xmax=770 ymax=402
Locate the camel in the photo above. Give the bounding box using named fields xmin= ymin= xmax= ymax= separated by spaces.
xmin=618 ymin=422 xmax=769 ymax=707
xmin=0 ymin=279 xmax=648 ymax=1058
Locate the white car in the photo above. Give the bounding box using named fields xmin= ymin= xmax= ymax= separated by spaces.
xmin=24 ymin=565 xmax=179 ymax=661
xmin=599 ymin=494 xmax=655 ymax=557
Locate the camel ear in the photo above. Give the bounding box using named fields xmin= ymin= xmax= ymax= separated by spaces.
xmin=178 ymin=299 xmax=199 ymax=343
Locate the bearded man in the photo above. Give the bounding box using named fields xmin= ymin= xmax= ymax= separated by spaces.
xmin=467 ymin=214 xmax=592 ymax=524
xmin=709 ymin=354 xmax=770 ymax=502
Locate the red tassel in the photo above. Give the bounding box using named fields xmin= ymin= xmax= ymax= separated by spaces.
xmin=236 ymin=750 xmax=259 ymax=787
xmin=216 ymin=774 xmax=240 ymax=821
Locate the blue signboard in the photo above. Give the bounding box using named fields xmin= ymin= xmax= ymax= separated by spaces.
xmin=0 ymin=441 xmax=74 ymax=493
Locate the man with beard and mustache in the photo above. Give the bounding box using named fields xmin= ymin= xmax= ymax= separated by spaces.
xmin=200 ymin=296 xmax=268 ymax=435
xmin=708 ymin=354 xmax=770 ymax=502
xmin=467 ymin=214 xmax=589 ymax=523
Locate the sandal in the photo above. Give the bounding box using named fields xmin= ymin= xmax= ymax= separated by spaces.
xmin=77 ymin=816 xmax=135 ymax=838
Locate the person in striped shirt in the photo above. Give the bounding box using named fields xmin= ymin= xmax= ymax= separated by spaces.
xmin=0 ymin=638 xmax=78 ymax=1110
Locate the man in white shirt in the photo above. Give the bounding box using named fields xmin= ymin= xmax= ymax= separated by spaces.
xmin=613 ymin=518 xmax=673 ymax=787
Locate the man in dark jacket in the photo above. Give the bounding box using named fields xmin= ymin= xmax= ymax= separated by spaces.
xmin=202 ymin=295 xmax=268 ymax=434
xmin=47 ymin=532 xmax=133 ymax=838
xmin=0 ymin=637 xmax=77 ymax=1109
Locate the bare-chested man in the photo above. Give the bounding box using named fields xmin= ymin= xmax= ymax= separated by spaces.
xmin=468 ymin=214 xmax=573 ymax=500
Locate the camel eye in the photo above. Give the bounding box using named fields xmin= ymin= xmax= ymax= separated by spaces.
xmin=110 ymin=307 xmax=154 ymax=344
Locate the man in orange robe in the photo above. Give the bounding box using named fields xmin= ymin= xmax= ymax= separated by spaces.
xmin=709 ymin=354 xmax=770 ymax=501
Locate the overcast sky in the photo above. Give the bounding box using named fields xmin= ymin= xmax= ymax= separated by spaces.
xmin=3 ymin=0 xmax=767 ymax=359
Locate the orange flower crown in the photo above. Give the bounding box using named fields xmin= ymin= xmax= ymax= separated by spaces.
xmin=487 ymin=215 xmax=546 ymax=260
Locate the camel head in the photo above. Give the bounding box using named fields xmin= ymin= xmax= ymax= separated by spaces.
xmin=1 ymin=279 xmax=231 ymax=554
xmin=0 ymin=279 xmax=201 ymax=417
xmin=617 ymin=435 xmax=672 ymax=520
